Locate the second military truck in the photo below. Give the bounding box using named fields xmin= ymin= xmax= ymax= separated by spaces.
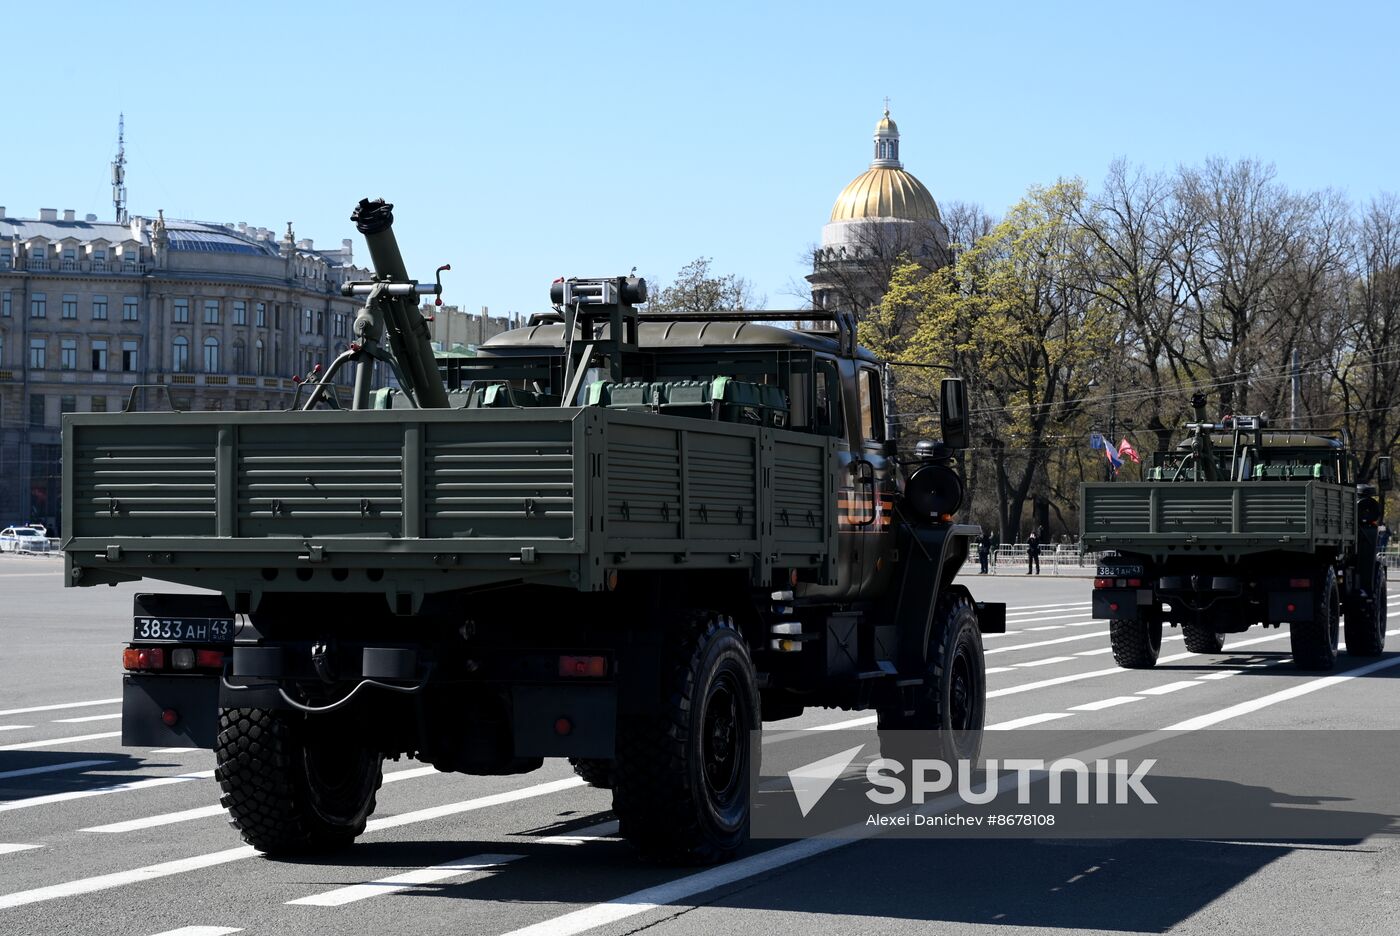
xmin=1082 ymin=394 xmax=1390 ymax=671
xmin=63 ymin=198 xmax=1002 ymax=864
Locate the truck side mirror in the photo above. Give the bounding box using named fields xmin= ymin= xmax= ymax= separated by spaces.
xmin=1379 ymin=456 xmax=1393 ymax=492
xmin=940 ymin=378 xmax=969 ymax=450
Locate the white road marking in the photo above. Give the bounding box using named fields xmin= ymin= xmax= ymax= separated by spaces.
xmin=1196 ymin=670 xmax=1244 ymax=680
xmin=53 ymin=713 xmax=121 ymax=724
xmin=0 ymin=731 xmax=121 ymax=752
xmin=287 ymin=853 xmax=522 ymax=907
xmin=536 ymin=820 xmax=620 ymax=846
xmin=1069 ymin=696 xmax=1143 ymax=712
xmin=144 ymin=927 xmax=242 ymax=935
xmin=0 ymin=775 xmax=586 ymax=910
xmin=1004 ymin=602 xmax=1092 ymax=613
xmin=0 ymin=725 xmax=34 ymax=732
xmin=986 ymin=712 xmax=1073 ymax=730
xmin=0 ymin=698 xmax=120 ymax=718
xmin=810 ymin=716 xmax=877 ymax=731
xmin=983 ymin=666 xmax=1016 ymax=675
xmin=380 ymin=765 xmax=441 ymax=784
xmin=150 ymin=747 xmax=198 ymax=754
xmin=983 ymin=631 xmax=1103 ymax=655
xmin=0 ymin=769 xmax=215 ymax=813
xmin=0 ymin=759 xmax=116 ymax=781
xmin=0 ymin=844 xmax=42 ymax=856
xmin=83 ymin=805 xmax=227 ymax=834
xmin=1075 ymin=647 xmax=1116 ymax=656
xmin=1136 ymin=680 xmax=1202 ymax=696
xmin=1005 ymin=611 xmax=1093 ymax=623
xmin=1013 ymin=656 xmax=1077 ymax=668
xmin=1026 ymin=625 xmax=1066 ymax=632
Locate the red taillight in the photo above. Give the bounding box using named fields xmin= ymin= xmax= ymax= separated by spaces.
xmin=1094 ymin=577 xmax=1112 ymax=589
xmin=196 ymin=649 xmax=225 ymax=669
xmin=1108 ymin=602 xmax=1120 ymax=612
xmin=122 ymin=647 xmax=166 ymax=671
xmin=1286 ymin=603 xmax=1297 ymax=613
xmin=161 ymin=708 xmax=180 ymax=727
xmin=1289 ymin=578 xmax=1311 ymax=588
xmin=1127 ymin=578 xmax=1142 ymax=587
xmin=558 ymin=655 xmax=607 ymax=678
xmin=554 ymin=717 xmax=573 ymax=736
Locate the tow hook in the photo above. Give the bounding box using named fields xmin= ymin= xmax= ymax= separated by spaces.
xmin=311 ymin=642 xmax=336 ymax=683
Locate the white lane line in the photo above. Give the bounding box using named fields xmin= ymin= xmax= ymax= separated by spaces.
xmin=984 ymin=666 xmax=1015 ymax=675
xmin=0 ymin=698 xmax=120 ymax=718
xmin=984 ymin=631 xmax=1102 ymax=655
xmin=1013 ymin=656 xmax=1077 ymax=668
xmin=1026 ymin=625 xmax=1066 ymax=632
xmin=536 ymin=820 xmax=620 ymax=846
xmin=1005 ymin=602 xmax=1093 ymax=613
xmin=0 ymin=844 xmax=43 ymax=855
xmin=53 ymin=713 xmax=121 ymax=724
xmin=0 ymin=775 xmax=585 ymax=910
xmin=1136 ymin=680 xmax=1202 ymax=696
xmin=287 ymin=853 xmax=522 ymax=907
xmin=810 ymin=716 xmax=876 ymax=731
xmin=1075 ymin=647 xmax=1116 ymax=656
xmin=0 ymin=759 xmax=116 ymax=781
xmin=1005 ymin=610 xmax=1093 ymax=623
xmin=986 ymin=712 xmax=1074 ymax=730
xmin=146 ymin=927 xmax=242 ymax=935
xmin=380 ymin=765 xmax=441 ymax=784
xmin=1069 ymin=696 xmax=1143 ymax=712
xmin=0 ymin=731 xmax=121 ymax=752
xmin=0 ymin=725 xmax=34 ymax=732
xmin=0 ymin=769 xmax=216 ymax=813
xmin=83 ymin=805 xmax=227 ymax=834
xmin=1196 ymin=670 xmax=1244 ymax=681
xmin=150 ymin=747 xmax=198 ymax=754
xmin=1168 ymin=650 xmax=1400 ymax=731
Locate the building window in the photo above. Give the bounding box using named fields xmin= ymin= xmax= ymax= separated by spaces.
xmin=303 ymin=308 xmax=313 ymax=334
xmin=255 ymin=339 xmax=265 ymax=375
xmin=206 ymin=397 xmax=224 ymax=411
xmin=60 ymin=338 xmax=77 ymax=370
xmin=2 ymin=291 xmax=10 ymax=317
xmin=92 ymin=295 xmax=108 ymax=320
xmin=30 ymin=394 xmax=45 ymax=427
xmin=333 ymin=313 xmax=346 ymax=338
xmin=172 ymin=337 xmax=189 ymax=373
xmin=62 ymin=295 xmax=78 ymax=319
xmin=173 ymin=298 xmax=190 ymax=323
xmin=62 ymin=247 xmax=77 ymax=270
xmin=30 ymin=293 xmax=46 ymax=318
xmin=233 ymin=300 xmax=247 ymax=325
xmin=203 ymin=336 xmax=220 ymax=373
xmin=255 ymin=302 xmax=267 ymax=328
xmin=204 ymin=300 xmax=220 ymax=324
xmin=232 ymin=340 xmax=245 ymax=374
xmin=92 ymin=249 xmax=107 ymax=271
xmin=60 ymin=394 xmax=76 ymax=414
xmin=316 ymin=311 xmax=323 ymax=336
xmin=29 ymin=337 xmax=46 ymax=369
xmin=234 ymin=398 xmax=250 ymax=411
xmin=91 ymin=395 xmax=107 ymax=412
xmin=123 ymin=297 xmax=139 ymax=321
xmin=122 ymin=340 xmax=139 ymax=372
xmin=91 ymin=340 xmax=108 ymax=372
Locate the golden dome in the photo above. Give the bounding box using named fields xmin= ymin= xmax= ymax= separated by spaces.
xmin=876 ymin=112 xmax=898 ymax=134
xmin=829 ymin=167 xmax=940 ymax=223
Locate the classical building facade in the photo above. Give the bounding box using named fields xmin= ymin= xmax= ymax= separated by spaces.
xmin=807 ymin=109 xmax=950 ymax=315
xmin=0 ymin=207 xmax=371 ymax=531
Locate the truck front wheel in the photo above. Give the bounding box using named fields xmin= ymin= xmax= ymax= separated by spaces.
xmin=1110 ymin=615 xmax=1162 ymax=668
xmin=215 ymin=707 xmax=384 ymax=855
xmin=1290 ymin=567 xmax=1340 ymax=670
xmin=1343 ymin=563 xmax=1387 ymax=657
xmin=612 ymin=612 xmax=758 ymax=864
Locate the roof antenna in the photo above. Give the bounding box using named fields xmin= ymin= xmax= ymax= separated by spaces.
xmin=112 ymin=113 xmax=129 ymax=225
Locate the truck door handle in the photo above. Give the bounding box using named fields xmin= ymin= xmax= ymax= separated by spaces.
xmin=853 ymin=460 xmax=877 ymax=528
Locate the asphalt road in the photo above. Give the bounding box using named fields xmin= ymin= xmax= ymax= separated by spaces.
xmin=1 ymin=555 xmax=1398 ymax=936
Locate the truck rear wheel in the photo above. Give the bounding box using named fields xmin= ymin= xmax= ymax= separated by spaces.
xmin=1110 ymin=615 xmax=1162 ymax=668
xmin=1182 ymin=625 xmax=1225 ymax=654
xmin=877 ymin=592 xmax=986 ymax=763
xmin=612 ymin=612 xmax=759 ymax=864
xmin=1343 ymin=564 xmax=1387 ymax=657
xmin=215 ymin=707 xmax=384 ymax=855
xmin=1290 ymin=567 xmax=1340 ymax=670
xmin=568 ymin=757 xmax=614 ymax=789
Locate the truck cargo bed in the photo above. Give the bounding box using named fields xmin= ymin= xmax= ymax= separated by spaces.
xmin=63 ymin=406 xmax=836 ymax=601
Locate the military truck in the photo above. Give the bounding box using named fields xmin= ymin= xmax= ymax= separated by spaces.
xmin=1081 ymin=393 xmax=1390 ymax=671
xmin=62 ymin=199 xmax=1002 ymax=864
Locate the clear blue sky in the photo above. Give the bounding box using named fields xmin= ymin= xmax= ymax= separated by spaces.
xmin=3 ymin=1 xmax=1395 ymax=317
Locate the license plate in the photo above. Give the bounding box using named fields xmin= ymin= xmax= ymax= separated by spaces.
xmin=1097 ymin=564 xmax=1144 ymax=577
xmin=132 ymin=616 xmax=234 ymax=643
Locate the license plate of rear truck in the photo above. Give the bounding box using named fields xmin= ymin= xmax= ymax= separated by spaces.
xmin=132 ymin=617 xmax=234 ymax=643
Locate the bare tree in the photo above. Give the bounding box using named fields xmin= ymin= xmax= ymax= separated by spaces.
xmin=649 ymin=257 xmax=765 ymax=314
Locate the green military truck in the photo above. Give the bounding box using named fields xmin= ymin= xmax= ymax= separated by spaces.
xmin=1081 ymin=394 xmax=1390 ymax=671
xmin=62 ymin=199 xmax=1002 ymax=864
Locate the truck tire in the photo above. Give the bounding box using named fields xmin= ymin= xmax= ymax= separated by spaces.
xmin=1109 ymin=615 xmax=1162 ymax=668
xmin=1343 ymin=563 xmax=1387 ymax=657
xmin=612 ymin=612 xmax=758 ymax=865
xmin=215 ymin=707 xmax=384 ymax=855
xmin=1290 ymin=567 xmax=1340 ymax=671
xmin=877 ymin=592 xmax=986 ymax=763
xmin=1182 ymin=625 xmax=1225 ymax=654
xmin=568 ymin=757 xmax=614 ymax=789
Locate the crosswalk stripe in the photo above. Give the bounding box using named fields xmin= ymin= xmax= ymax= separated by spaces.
xmin=986 ymin=712 xmax=1073 ymax=730
xmin=54 ymin=713 xmax=121 ymax=724
xmin=1069 ymin=696 xmax=1143 ymax=712
xmin=0 ymin=725 xmax=34 ymax=732
xmin=0 ymin=759 xmax=116 ymax=781
xmin=0 ymin=844 xmax=42 ymax=856
xmin=286 ymin=853 xmax=522 ymax=907
xmin=82 ymin=805 xmax=227 ymax=834
xmin=535 ymin=820 xmax=620 ymax=846
xmin=0 ymin=699 xmax=120 ymax=718
xmin=0 ymin=731 xmax=121 ymax=752
xmin=1136 ymin=680 xmax=1203 ymax=696
xmin=1012 ymin=656 xmax=1077 ymax=668
xmin=0 ymin=769 xmax=215 ymax=813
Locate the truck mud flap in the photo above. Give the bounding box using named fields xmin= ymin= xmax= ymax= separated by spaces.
xmin=1092 ymin=590 xmax=1142 ymax=620
xmin=511 ymin=685 xmax=616 ymax=759
xmin=974 ymin=602 xmax=1006 ymax=634
xmin=1268 ymin=591 xmax=1315 ymax=623
xmin=122 ymin=673 xmax=220 ymax=748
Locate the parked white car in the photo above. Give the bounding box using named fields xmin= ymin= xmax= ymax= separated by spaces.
xmin=0 ymin=526 xmax=51 ymax=553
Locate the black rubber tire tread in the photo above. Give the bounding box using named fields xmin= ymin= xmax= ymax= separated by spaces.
xmin=1182 ymin=625 xmax=1225 ymax=654
xmin=215 ymin=707 xmax=383 ymax=855
xmin=1343 ymin=564 xmax=1387 ymax=657
xmin=612 ymin=612 xmax=759 ymax=866
xmin=1110 ymin=616 xmax=1162 ymax=669
xmin=1290 ymin=568 xmax=1340 ymax=671
xmin=568 ymin=757 xmax=615 ymax=789
xmin=876 ymin=592 xmax=986 ymax=764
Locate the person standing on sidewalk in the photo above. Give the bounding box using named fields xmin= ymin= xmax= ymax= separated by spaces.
xmin=1027 ymin=530 xmax=1041 ymax=575
xmin=977 ymin=530 xmax=993 ymax=574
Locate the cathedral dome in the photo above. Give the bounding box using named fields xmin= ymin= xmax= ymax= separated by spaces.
xmin=827 ymin=107 xmax=940 ymax=223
